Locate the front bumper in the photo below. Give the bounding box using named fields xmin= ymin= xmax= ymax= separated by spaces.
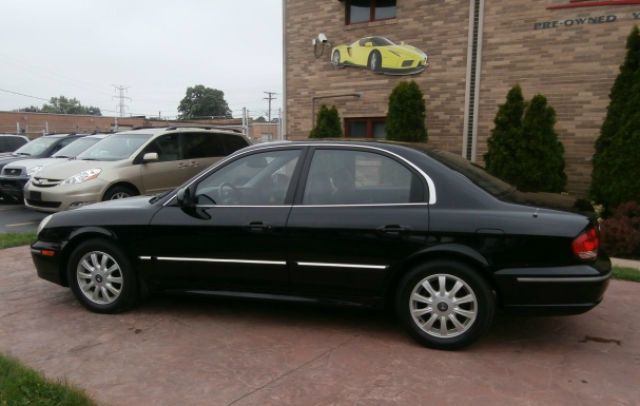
xmin=0 ymin=175 xmax=29 ymax=200
xmin=31 ymin=240 xmax=66 ymax=286
xmin=493 ymin=257 xmax=611 ymax=315
xmin=24 ymin=179 xmax=107 ymax=213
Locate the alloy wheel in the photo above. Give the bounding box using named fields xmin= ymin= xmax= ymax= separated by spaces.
xmin=110 ymin=192 xmax=130 ymax=200
xmin=409 ymin=273 xmax=478 ymax=338
xmin=76 ymin=251 xmax=123 ymax=305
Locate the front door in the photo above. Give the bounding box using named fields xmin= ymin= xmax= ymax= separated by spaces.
xmin=287 ymin=147 xmax=430 ymax=299
xmin=142 ymin=148 xmax=303 ymax=292
xmin=139 ymin=133 xmax=187 ymax=194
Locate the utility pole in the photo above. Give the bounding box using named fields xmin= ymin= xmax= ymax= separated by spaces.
xmin=263 ymin=91 xmax=277 ymax=122
xmin=112 ymin=85 xmax=131 ymax=117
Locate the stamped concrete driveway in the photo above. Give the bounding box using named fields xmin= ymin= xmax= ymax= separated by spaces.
xmin=0 ymin=246 xmax=638 ymax=406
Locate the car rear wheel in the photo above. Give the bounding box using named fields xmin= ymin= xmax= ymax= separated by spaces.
xmin=103 ymin=184 xmax=138 ymax=201
xmin=368 ymin=51 xmax=382 ymax=73
xmin=396 ymin=260 xmax=495 ymax=350
xmin=332 ymin=50 xmax=343 ymax=68
xmin=67 ymin=239 xmax=139 ymax=313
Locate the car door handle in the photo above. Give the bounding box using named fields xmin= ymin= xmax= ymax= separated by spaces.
xmin=248 ymin=221 xmax=271 ymax=232
xmin=378 ymin=225 xmax=409 ymax=235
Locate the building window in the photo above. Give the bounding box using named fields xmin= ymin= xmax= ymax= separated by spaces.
xmin=345 ymin=0 xmax=396 ymax=25
xmin=345 ymin=117 xmax=386 ymax=138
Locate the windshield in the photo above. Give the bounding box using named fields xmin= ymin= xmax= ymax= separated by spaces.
xmin=428 ymin=149 xmax=515 ymax=197
xmin=13 ymin=137 xmax=59 ymax=157
xmin=77 ymin=133 xmax=152 ymax=161
xmin=52 ymin=137 xmax=102 ymax=158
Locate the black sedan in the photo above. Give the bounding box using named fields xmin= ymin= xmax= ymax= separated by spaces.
xmin=31 ymin=140 xmax=610 ymax=349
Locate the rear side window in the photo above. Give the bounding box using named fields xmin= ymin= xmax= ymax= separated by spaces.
xmin=302 ymin=149 xmax=425 ymax=205
xmin=224 ymin=135 xmax=249 ymax=154
xmin=182 ymin=132 xmax=226 ymax=159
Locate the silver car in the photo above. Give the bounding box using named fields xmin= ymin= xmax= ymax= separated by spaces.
xmin=24 ymin=127 xmax=250 ymax=212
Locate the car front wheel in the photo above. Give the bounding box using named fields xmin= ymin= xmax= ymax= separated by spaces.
xmin=67 ymin=239 xmax=139 ymax=313
xmin=396 ymin=260 xmax=495 ymax=350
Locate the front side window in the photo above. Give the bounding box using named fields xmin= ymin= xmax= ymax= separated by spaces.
xmin=195 ymin=149 xmax=300 ymax=206
xmin=346 ymin=0 xmax=396 ymax=24
xmin=144 ymin=133 xmax=182 ymax=162
xmin=78 ymin=133 xmax=152 ymax=161
xmin=302 ymin=149 xmax=424 ymax=205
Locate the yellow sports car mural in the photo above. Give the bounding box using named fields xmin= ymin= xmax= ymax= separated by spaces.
xmin=331 ymin=36 xmax=428 ymax=75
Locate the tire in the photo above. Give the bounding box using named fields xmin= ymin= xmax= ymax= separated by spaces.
xmin=67 ymin=239 xmax=139 ymax=313
xmin=396 ymin=260 xmax=495 ymax=350
xmin=332 ymin=50 xmax=343 ymax=68
xmin=368 ymin=51 xmax=382 ymax=73
xmin=103 ymin=184 xmax=138 ymax=201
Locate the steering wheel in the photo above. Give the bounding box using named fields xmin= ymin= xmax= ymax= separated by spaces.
xmin=219 ymin=182 xmax=240 ymax=205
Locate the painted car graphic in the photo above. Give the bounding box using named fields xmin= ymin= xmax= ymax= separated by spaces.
xmin=331 ymin=36 xmax=428 ymax=75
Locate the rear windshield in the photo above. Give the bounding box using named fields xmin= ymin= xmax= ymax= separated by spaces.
xmin=427 ymin=149 xmax=515 ymax=197
xmin=77 ymin=133 xmax=151 ymax=161
xmin=13 ymin=137 xmax=59 ymax=157
xmin=52 ymin=137 xmax=102 ymax=158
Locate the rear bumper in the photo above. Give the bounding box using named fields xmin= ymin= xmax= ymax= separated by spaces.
xmin=493 ymin=258 xmax=611 ymax=315
xmin=0 ymin=175 xmax=28 ymax=200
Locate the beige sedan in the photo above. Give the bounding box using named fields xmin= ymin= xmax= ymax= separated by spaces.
xmin=24 ymin=127 xmax=249 ymax=212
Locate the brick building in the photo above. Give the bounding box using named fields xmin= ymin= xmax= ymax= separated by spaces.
xmin=283 ymin=0 xmax=640 ymax=194
xmin=0 ymin=111 xmax=279 ymax=144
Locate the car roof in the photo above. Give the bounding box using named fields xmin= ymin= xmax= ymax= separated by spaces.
xmin=116 ymin=127 xmax=245 ymax=136
xmin=242 ymin=138 xmax=434 ymax=156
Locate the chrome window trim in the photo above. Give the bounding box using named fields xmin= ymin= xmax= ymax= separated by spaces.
xmin=139 ymin=256 xmax=286 ymax=266
xmin=191 ymin=203 xmax=429 ymax=209
xmin=163 ymin=143 xmax=437 ymax=206
xmin=297 ymin=261 xmax=388 ymax=270
xmin=516 ymin=274 xmax=611 ymax=283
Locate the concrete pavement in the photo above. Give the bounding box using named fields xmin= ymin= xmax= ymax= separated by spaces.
xmin=0 ymin=245 xmax=638 ymax=406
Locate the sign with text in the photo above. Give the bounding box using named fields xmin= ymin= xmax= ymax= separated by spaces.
xmin=535 ymin=11 xmax=640 ymax=29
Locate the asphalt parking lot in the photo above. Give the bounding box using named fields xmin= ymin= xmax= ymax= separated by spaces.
xmin=0 ymin=245 xmax=638 ymax=406
xmin=0 ymin=200 xmax=46 ymax=233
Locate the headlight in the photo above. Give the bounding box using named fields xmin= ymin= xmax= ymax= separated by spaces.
xmin=27 ymin=166 xmax=43 ymax=177
xmin=61 ymin=168 xmax=102 ymax=185
xmin=37 ymin=214 xmax=53 ymax=235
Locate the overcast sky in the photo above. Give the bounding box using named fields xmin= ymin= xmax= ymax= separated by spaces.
xmin=0 ymin=0 xmax=282 ymax=119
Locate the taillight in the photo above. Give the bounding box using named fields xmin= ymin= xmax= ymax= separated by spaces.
xmin=572 ymin=227 xmax=599 ymax=260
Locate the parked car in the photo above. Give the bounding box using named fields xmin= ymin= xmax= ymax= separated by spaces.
xmin=24 ymin=127 xmax=250 ymax=212
xmin=0 ymin=134 xmax=110 ymax=202
xmin=0 ymin=134 xmax=29 ymax=154
xmin=0 ymin=134 xmax=85 ymax=202
xmin=31 ymin=140 xmax=610 ymax=350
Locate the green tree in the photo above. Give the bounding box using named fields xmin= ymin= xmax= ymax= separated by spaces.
xmin=23 ymin=96 xmax=102 ymax=115
xmin=385 ymin=81 xmax=427 ymax=142
xmin=178 ymin=85 xmax=232 ymax=119
xmin=519 ymin=95 xmax=567 ymax=192
xmin=310 ymin=105 xmax=342 ymax=138
xmin=591 ymin=26 xmax=640 ymax=206
xmin=484 ymin=85 xmax=526 ymax=186
xmin=485 ymin=86 xmax=566 ymax=192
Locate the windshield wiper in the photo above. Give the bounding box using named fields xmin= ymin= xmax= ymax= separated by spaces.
xmin=54 ymin=155 xmax=70 ymax=159
xmin=15 ymin=152 xmax=31 ymax=156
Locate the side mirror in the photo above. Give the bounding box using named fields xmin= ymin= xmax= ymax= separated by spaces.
xmin=142 ymin=152 xmax=159 ymax=163
xmin=176 ymin=186 xmax=195 ymax=208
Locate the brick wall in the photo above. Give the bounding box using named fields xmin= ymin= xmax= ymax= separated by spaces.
xmin=285 ymin=0 xmax=640 ymax=196
xmin=478 ymin=0 xmax=639 ymax=195
xmin=284 ymin=0 xmax=471 ymax=153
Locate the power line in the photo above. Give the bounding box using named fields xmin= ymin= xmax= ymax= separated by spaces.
xmin=263 ymin=91 xmax=277 ymax=122
xmin=0 ymin=87 xmax=49 ymax=102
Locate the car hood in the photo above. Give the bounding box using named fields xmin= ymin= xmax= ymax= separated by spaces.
xmin=386 ymin=44 xmax=427 ymax=59
xmin=505 ymin=191 xmax=594 ymax=216
xmin=3 ymin=157 xmax=64 ymax=172
xmin=76 ymin=195 xmax=152 ymax=211
xmin=36 ymin=159 xmax=119 ymax=180
xmin=0 ymin=155 xmax=24 ymax=169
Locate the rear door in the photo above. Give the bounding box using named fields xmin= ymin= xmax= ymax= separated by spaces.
xmin=138 ymin=133 xmax=186 ymax=194
xmin=287 ymin=147 xmax=431 ymax=299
